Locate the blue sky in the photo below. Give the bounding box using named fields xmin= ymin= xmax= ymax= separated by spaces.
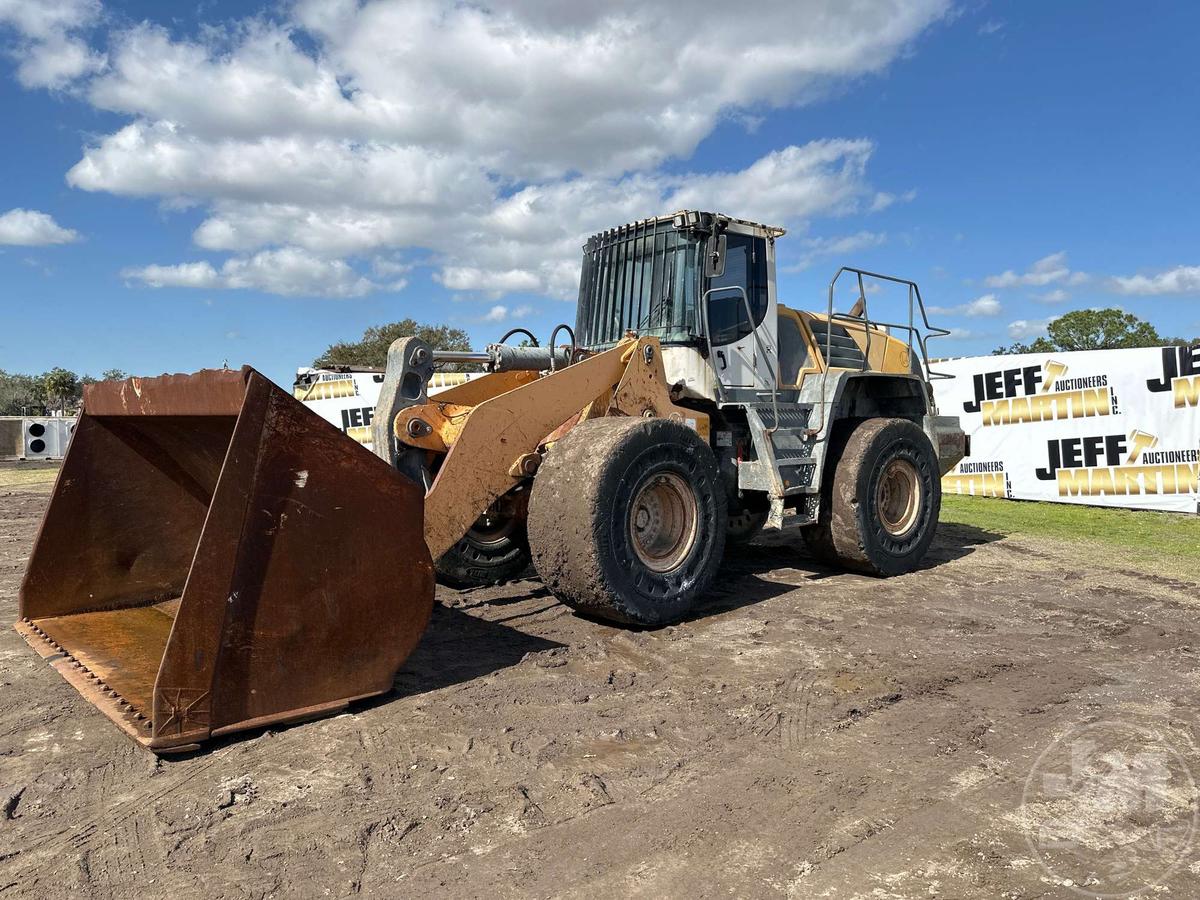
xmin=1 ymin=1 xmax=1197 ymax=388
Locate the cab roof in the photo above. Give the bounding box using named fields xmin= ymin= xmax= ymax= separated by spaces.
xmin=584 ymin=210 xmax=786 ymax=247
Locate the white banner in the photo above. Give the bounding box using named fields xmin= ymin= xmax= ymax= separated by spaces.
xmin=932 ymin=344 xmax=1200 ymax=513
xmin=293 ymin=367 xmax=479 ymax=449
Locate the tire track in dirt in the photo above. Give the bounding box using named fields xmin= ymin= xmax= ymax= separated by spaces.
xmin=393 ymin=654 xmax=1110 ymax=896
xmin=2 ymin=754 xmax=225 ymax=891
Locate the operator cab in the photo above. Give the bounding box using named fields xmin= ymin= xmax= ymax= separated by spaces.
xmin=575 ymin=211 xmax=783 ymax=402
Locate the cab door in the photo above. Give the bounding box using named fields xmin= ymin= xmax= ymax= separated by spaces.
xmin=704 ymin=232 xmax=777 ymax=392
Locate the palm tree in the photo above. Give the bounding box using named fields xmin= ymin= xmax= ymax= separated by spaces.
xmin=43 ymin=368 xmax=79 ymax=414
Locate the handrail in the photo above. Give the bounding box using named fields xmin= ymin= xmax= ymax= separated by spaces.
xmin=826 ymin=266 xmax=952 ymax=378
xmin=702 ymin=285 xmax=780 ymax=433
xmin=807 ymin=267 xmax=952 ymax=439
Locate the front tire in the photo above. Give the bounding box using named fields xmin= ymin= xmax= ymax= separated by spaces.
xmin=528 ymin=417 xmax=727 ymax=626
xmin=804 ymin=418 xmax=939 ymax=576
xmin=435 ymin=503 xmax=530 ymax=588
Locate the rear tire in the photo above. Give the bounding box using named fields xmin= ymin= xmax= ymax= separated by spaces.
xmin=528 ymin=417 xmax=727 ymax=626
xmin=435 ymin=507 xmax=530 ymax=588
xmin=803 ymin=418 xmax=939 ymax=576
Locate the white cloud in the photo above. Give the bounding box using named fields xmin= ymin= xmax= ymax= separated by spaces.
xmin=869 ymin=188 xmax=917 ymax=212
xmin=1109 ymin=265 xmax=1200 ymax=295
xmin=1007 ymin=318 xmax=1051 ymax=340
xmin=122 ymin=247 xmax=378 ymax=298
xmin=982 ymin=257 xmax=1200 ymax=303
xmin=669 ymin=141 xmax=877 ymax=225
xmin=127 ymin=136 xmax=883 ymax=300
xmin=984 ymin=252 xmax=1088 ymax=289
xmin=78 ymin=3 xmax=948 ymax=177
xmin=928 ymin=293 xmax=1002 ymax=318
xmin=371 ymin=257 xmax=412 ymax=278
xmin=1036 ymin=288 xmax=1069 ymax=304
xmin=440 ymin=267 xmax=543 ymax=295
xmin=0 ymin=208 xmax=80 ymax=245
xmin=125 ymin=260 xmax=218 ymax=289
xmin=784 ymin=229 xmax=886 ymax=271
xmin=804 ymin=231 xmax=887 ymax=255
xmin=479 ymin=303 xmax=535 ymax=324
xmin=67 ymin=123 xmax=491 ymax=211
xmin=733 ymin=113 xmax=765 ymax=134
xmin=14 ymin=0 xmax=951 ymax=299
xmin=370 ymin=256 xmax=411 ymax=291
xmin=220 ymin=248 xmax=375 ymax=297
xmin=0 ymin=0 xmax=104 ymax=88
xmin=964 ymin=294 xmax=1002 ymax=316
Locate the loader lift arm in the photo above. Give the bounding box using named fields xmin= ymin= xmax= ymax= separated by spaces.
xmin=379 ymin=335 xmax=710 ymax=561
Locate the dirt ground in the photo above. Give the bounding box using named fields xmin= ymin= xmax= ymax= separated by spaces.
xmin=2 ymin=473 xmax=1200 ymax=899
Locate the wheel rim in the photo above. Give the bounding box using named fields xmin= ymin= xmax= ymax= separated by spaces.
xmin=629 ymin=472 xmax=699 ymax=573
xmin=466 ymin=511 xmax=518 ymax=548
xmin=876 ymin=458 xmax=921 ymax=538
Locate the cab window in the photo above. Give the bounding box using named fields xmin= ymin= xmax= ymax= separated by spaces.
xmin=707 ymin=233 xmax=768 ymax=345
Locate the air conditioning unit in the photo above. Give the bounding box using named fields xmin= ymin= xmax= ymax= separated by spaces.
xmin=23 ymin=418 xmax=75 ymax=460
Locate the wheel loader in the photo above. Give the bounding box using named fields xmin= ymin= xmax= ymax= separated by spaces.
xmin=15 ymin=210 xmax=965 ymax=752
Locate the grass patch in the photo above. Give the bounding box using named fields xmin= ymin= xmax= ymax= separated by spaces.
xmin=941 ymin=494 xmax=1200 ymax=579
xmin=0 ymin=464 xmax=60 ymax=488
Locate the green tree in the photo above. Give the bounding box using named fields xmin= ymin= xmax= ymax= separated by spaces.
xmin=0 ymin=368 xmax=132 ymax=414
xmin=994 ymin=336 xmax=1056 ymax=355
xmin=314 ymin=319 xmax=474 ymax=368
xmin=43 ymin=367 xmax=80 ymax=413
xmin=0 ymin=370 xmax=46 ymax=415
xmin=994 ymin=308 xmax=1166 ymax=355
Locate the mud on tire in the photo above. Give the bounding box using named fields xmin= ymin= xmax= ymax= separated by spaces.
xmin=528 ymin=417 xmax=727 ymax=626
xmin=803 ymin=418 xmax=939 ymax=576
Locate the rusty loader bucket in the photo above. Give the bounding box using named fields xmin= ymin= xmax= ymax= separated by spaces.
xmin=15 ymin=368 xmax=434 ymax=752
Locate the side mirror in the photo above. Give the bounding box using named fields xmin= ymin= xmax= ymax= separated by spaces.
xmin=704 ymin=234 xmax=726 ymax=279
